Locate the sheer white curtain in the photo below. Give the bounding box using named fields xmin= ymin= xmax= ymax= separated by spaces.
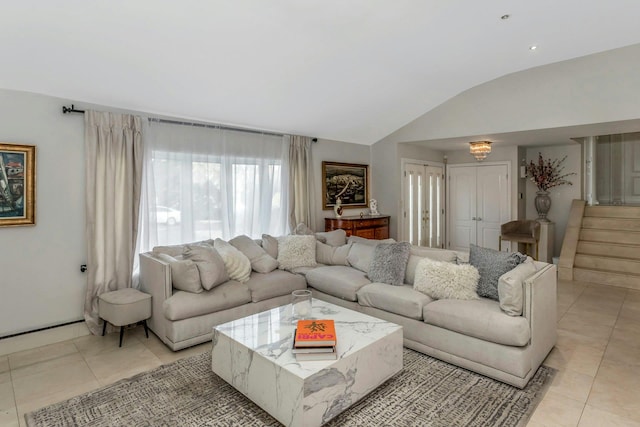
xmin=84 ymin=111 xmax=143 ymax=335
xmin=288 ymin=135 xmax=314 ymax=230
xmin=138 ymin=120 xmax=289 ymax=250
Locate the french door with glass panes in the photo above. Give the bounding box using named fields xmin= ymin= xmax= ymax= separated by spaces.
xmin=402 ymin=162 xmax=444 ymax=248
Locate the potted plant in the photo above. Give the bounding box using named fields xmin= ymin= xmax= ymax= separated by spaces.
xmin=526 ymin=153 xmax=576 ymax=221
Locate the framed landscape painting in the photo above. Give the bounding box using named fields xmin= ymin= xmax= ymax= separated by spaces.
xmin=0 ymin=143 xmax=36 ymax=227
xmin=322 ymin=161 xmax=369 ymax=209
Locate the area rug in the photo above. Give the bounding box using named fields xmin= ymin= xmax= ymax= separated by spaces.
xmin=25 ymin=348 xmax=555 ymax=427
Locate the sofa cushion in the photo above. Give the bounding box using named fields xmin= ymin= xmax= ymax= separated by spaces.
xmin=498 ymin=257 xmax=538 ymax=316
xmin=261 ymin=234 xmax=279 ymax=259
xmin=316 ymin=241 xmax=352 ymax=266
xmin=469 ymin=244 xmax=526 ymax=301
xmin=413 ymin=258 xmax=480 ymax=300
xmin=347 ymin=242 xmax=376 ymax=273
xmin=368 ymin=242 xmax=411 ymax=285
xmin=423 ymin=299 xmax=531 ymax=347
xmin=404 ymin=246 xmax=459 ymax=285
xmin=214 ymin=238 xmax=252 ymax=283
xmin=155 ymin=253 xmax=203 ymax=294
xmin=245 ymin=270 xmax=307 ymax=303
xmin=277 ymin=235 xmax=317 ymax=270
xmin=229 ymin=235 xmax=278 ymax=273
xmin=163 ymin=280 xmax=252 ymax=321
xmin=347 ymin=235 xmax=395 ymax=246
xmin=357 ymin=283 xmax=433 ymax=320
xmin=306 ymin=265 xmax=371 ymax=301
xmin=315 ymin=229 xmax=347 ymax=247
xmin=152 ymin=239 xmax=215 ymax=257
xmin=183 ymin=244 xmax=229 ymax=290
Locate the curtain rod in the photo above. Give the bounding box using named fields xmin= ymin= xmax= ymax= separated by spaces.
xmin=62 ymin=104 xmax=317 ymax=141
xmin=148 ymin=117 xmax=287 ymax=138
xmin=62 ymin=104 xmax=85 ymax=114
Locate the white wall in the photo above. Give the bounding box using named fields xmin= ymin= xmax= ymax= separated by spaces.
xmin=311 ymin=139 xmax=371 ymax=232
xmin=525 ymin=144 xmax=582 ymax=257
xmin=0 ymin=89 xmax=86 ymax=337
xmin=382 ymin=43 xmax=640 ymax=144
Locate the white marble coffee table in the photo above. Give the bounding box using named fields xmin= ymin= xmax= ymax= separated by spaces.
xmin=211 ymin=299 xmax=403 ymax=427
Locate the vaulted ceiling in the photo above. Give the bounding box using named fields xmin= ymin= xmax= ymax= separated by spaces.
xmin=2 ymin=1 xmax=640 ymax=145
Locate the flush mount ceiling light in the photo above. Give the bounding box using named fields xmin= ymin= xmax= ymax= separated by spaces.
xmin=469 ymin=141 xmax=492 ymax=161
xmin=529 ymin=45 xmax=538 ymax=50
xmin=501 ymin=14 xmax=510 ymax=20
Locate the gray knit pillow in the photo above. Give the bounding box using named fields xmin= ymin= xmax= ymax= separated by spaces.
xmin=368 ymin=242 xmax=411 ymax=286
xmin=469 ymin=244 xmax=526 ymax=300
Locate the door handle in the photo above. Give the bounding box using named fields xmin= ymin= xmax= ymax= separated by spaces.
xmin=477 ymin=217 xmax=482 ymax=221
xmin=472 ymin=217 xmax=477 ymax=220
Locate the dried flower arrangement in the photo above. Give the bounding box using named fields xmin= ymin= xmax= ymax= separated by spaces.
xmin=527 ymin=153 xmax=576 ymax=192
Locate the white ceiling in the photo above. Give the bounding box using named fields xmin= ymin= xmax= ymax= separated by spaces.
xmin=2 ymin=1 xmax=640 ymax=145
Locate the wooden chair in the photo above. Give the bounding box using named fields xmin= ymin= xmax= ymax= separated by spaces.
xmin=499 ymin=220 xmax=541 ymax=260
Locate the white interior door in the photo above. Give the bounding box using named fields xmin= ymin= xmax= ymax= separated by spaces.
xmin=476 ymin=164 xmax=509 ymax=250
xmin=447 ymin=166 xmax=476 ymax=251
xmin=447 ymin=163 xmax=510 ymax=251
xmin=402 ymin=162 xmax=444 ymax=247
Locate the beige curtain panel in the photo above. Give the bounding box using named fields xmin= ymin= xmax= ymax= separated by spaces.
xmin=288 ymin=135 xmax=314 ymax=231
xmin=84 ymin=110 xmax=143 ymax=335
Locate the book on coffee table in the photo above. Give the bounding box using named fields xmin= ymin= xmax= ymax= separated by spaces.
xmin=295 ymin=347 xmax=337 ymax=361
xmin=295 ymin=319 xmax=336 ymax=347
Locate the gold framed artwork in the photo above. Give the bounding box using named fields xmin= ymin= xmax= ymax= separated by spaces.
xmin=0 ymin=143 xmax=36 ymax=227
xmin=322 ymin=161 xmax=369 ymax=209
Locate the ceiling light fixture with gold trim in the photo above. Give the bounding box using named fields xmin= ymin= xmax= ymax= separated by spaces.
xmin=469 ymin=141 xmax=492 ymax=161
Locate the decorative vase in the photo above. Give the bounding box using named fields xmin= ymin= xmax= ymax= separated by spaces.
xmin=534 ymin=191 xmax=551 ymax=222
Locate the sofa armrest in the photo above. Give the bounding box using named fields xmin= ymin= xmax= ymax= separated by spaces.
xmin=522 ymin=263 xmax=557 ymax=370
xmin=139 ymin=253 xmax=173 ymax=342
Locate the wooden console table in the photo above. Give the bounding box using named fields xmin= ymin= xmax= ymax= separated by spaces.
xmin=325 ymin=215 xmax=390 ymax=240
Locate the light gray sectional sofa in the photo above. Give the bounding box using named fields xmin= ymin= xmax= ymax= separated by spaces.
xmin=139 ymin=232 xmax=556 ymax=388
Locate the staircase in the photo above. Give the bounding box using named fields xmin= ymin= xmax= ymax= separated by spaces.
xmin=572 ymin=205 xmax=640 ymax=289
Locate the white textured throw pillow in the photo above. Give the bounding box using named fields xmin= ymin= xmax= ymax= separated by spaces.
xmin=413 ymin=258 xmax=480 ymax=300
xmin=498 ymin=257 xmax=538 ymax=316
xmin=214 ymin=238 xmax=252 ymax=283
xmin=277 ymin=235 xmax=317 ymax=270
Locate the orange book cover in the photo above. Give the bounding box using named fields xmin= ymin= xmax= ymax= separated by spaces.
xmin=295 ymin=320 xmax=337 ymax=347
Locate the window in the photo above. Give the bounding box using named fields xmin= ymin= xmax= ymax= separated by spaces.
xmin=139 ymin=121 xmax=289 ymax=249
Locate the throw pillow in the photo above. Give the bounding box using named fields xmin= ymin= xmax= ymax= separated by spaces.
xmin=498 ymin=257 xmax=538 ymax=316
xmin=315 ymin=229 xmax=347 ymax=247
xmin=182 ymin=245 xmax=229 ymax=290
xmin=276 ymin=235 xmax=317 ymax=270
xmin=367 ymin=242 xmax=411 ymax=286
xmin=404 ymin=247 xmax=458 ymax=285
xmin=469 ymin=244 xmax=527 ymax=301
xmin=413 ymin=258 xmax=480 ymax=300
xmin=315 ymin=241 xmax=352 ymax=266
xmin=346 ymin=242 xmax=377 ymax=273
xmin=155 ymin=253 xmax=203 ymax=293
xmin=214 ymin=238 xmax=252 ymax=283
xmin=229 ymin=235 xmax=279 ymax=273
xmin=261 ymin=234 xmax=279 ymax=259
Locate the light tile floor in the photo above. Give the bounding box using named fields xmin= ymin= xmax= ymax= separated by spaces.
xmin=1 ymin=279 xmax=640 ymax=426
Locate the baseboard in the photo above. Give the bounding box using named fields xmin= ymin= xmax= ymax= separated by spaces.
xmin=0 ymin=320 xmax=90 ymax=357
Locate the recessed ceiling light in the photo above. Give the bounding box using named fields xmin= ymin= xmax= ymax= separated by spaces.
xmin=529 ymin=45 xmax=538 ymax=51
xmin=501 ymin=14 xmax=510 ymax=20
